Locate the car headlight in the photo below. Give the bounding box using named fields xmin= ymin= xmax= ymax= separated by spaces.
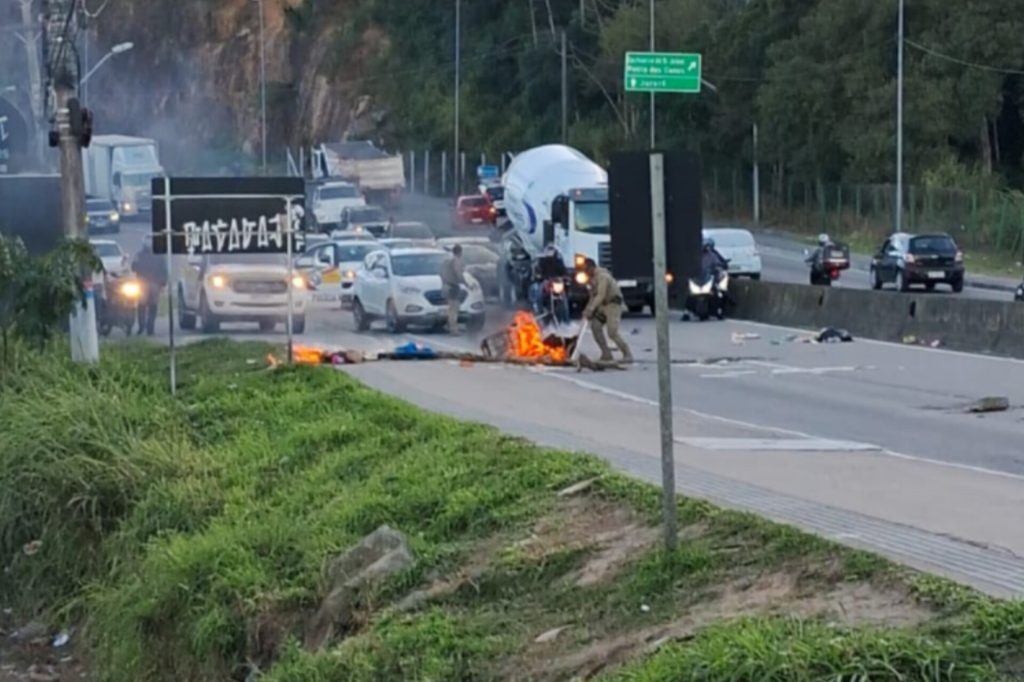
xmin=575 ymin=271 xmax=589 ymax=285
xmin=400 ymin=286 xmax=421 ymax=295
xmin=342 ymin=270 xmax=356 ymax=281
xmin=84 ymin=214 xmax=91 ymax=223
xmin=120 ymin=280 xmax=142 ymax=299
xmin=110 ymin=211 xmax=120 ymax=222
xmin=574 ymin=253 xmax=586 ymax=268
xmin=122 ymin=202 xmax=133 ymax=213
xmin=291 ymin=275 xmax=307 ymax=289
xmin=210 ymin=274 xmax=228 ymax=289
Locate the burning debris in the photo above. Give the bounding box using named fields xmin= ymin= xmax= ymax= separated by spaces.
xmin=482 ymin=312 xmax=579 ymax=365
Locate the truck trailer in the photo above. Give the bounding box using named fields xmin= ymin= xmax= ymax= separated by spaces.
xmin=498 ymin=145 xmax=652 ymax=313
xmin=311 ymin=141 xmax=405 ymax=207
xmin=83 ymin=135 xmax=164 ymax=218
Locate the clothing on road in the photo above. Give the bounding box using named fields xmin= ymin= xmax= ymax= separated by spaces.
xmin=583 ymin=264 xmax=631 ymax=363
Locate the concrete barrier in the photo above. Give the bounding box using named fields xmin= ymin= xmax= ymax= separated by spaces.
xmin=731 ymin=279 xmax=1024 ymax=357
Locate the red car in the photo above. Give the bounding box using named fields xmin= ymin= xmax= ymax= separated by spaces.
xmin=455 ymin=195 xmax=496 ymax=226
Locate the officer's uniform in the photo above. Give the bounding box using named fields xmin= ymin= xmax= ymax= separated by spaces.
xmin=583 ymin=266 xmax=632 ymax=362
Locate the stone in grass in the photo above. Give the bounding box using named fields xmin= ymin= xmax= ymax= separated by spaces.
xmin=304 ymin=526 xmax=414 ymax=651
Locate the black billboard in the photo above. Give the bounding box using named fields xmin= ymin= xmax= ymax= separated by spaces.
xmin=152 ymin=177 xmax=305 ymax=255
xmin=608 ymin=151 xmax=703 ymax=290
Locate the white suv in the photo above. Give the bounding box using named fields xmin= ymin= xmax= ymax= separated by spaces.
xmin=311 ymin=181 xmax=366 ymax=230
xmin=177 ymin=255 xmax=309 ymax=333
xmin=351 ymin=247 xmax=486 ymax=333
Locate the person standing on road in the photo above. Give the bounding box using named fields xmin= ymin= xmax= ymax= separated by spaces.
xmin=132 ymin=241 xmax=167 ymax=336
xmin=441 ymin=244 xmax=469 ymax=335
xmin=582 ymin=258 xmax=632 ymax=364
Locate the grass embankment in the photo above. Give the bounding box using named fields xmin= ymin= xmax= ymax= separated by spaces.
xmin=1 ymin=341 xmax=1023 ymax=681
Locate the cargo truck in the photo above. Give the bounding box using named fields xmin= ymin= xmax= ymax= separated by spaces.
xmin=311 ymin=141 xmax=405 ymax=207
xmin=497 ymin=145 xmax=652 ymax=313
xmin=83 ymin=135 xmax=164 ymax=218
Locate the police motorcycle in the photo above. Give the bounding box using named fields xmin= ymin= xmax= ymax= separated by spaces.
xmin=804 ymin=234 xmax=851 ymax=286
xmin=97 ymin=272 xmax=144 ymax=337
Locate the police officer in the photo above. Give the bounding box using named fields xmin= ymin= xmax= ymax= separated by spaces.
xmin=131 ymin=241 xmax=167 ymax=336
xmin=440 ymin=244 xmax=470 ymax=335
xmin=582 ymin=258 xmax=633 ymax=364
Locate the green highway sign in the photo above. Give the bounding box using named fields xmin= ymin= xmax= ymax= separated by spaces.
xmin=624 ymin=52 xmax=702 ymax=94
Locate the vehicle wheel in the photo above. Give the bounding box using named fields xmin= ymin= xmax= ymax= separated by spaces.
xmin=750 ymin=273 xmax=761 ymax=281
xmin=291 ymin=316 xmax=306 ymax=334
xmin=870 ymin=267 xmax=882 ymax=290
xmin=896 ymin=269 xmax=910 ymax=292
xmin=385 ymin=300 xmax=406 ymax=333
xmin=259 ymin=320 xmax=276 ymax=332
xmin=951 ymin=278 xmax=964 ymax=293
xmin=178 ymin=287 xmax=197 ymax=330
xmin=200 ymin=292 xmax=220 ymax=333
xmin=353 ymin=299 xmax=371 ymax=331
xmin=627 ymin=304 xmax=645 ymax=315
xmin=466 ymin=314 xmax=486 ymax=333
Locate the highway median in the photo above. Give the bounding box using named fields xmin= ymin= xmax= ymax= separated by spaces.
xmin=2 ymin=341 xmax=1023 ymax=681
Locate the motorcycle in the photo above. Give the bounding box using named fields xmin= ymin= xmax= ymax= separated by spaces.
xmin=686 ymin=268 xmax=730 ymax=321
xmin=805 ymin=243 xmax=851 ymax=286
xmin=530 ymin=275 xmax=571 ymax=325
xmin=98 ymin=274 xmax=144 ymax=337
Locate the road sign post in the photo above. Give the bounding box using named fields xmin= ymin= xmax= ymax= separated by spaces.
xmin=624 ymin=52 xmax=702 ymax=94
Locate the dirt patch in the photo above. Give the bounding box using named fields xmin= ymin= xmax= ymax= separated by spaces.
xmin=0 ymin=638 xmax=90 ymax=682
xmin=515 ymin=496 xmax=660 ymax=588
xmin=517 ymin=568 xmax=932 ymax=681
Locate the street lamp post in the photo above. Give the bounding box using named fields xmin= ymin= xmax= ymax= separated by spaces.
xmin=649 ymin=0 xmax=655 ymax=148
xmin=80 ymin=41 xmax=133 ymax=86
xmin=896 ymin=0 xmax=905 ymax=233
xmin=257 ymin=0 xmax=267 ymax=174
xmin=454 ymin=0 xmax=461 ymax=195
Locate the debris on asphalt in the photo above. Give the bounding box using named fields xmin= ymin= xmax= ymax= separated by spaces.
xmin=731 ymin=332 xmax=761 ymax=344
xmin=816 ymin=327 xmax=853 ymax=343
xmin=967 ymin=397 xmax=1010 ymax=414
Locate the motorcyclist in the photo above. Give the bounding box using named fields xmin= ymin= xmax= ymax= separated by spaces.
xmin=529 ymin=245 xmax=569 ymax=321
xmin=806 ymin=233 xmax=833 ymax=266
xmin=700 ymin=237 xmax=729 ymax=280
xmin=132 ymin=241 xmax=167 ymax=336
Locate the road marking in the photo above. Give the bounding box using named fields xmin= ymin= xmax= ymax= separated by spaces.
xmin=679 ymin=437 xmax=880 ymax=452
xmin=699 ymin=370 xmax=757 ymax=379
xmin=537 ymin=369 xmax=1024 ymax=483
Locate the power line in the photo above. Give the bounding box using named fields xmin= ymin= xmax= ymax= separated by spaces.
xmin=905 ymin=38 xmax=1024 ymax=76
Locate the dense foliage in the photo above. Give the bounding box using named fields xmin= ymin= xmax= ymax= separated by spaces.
xmin=319 ymin=0 xmax=1024 ymax=188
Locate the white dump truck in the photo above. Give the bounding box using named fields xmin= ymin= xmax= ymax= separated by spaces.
xmin=83 ymin=135 xmax=164 ymax=217
xmin=498 ymin=144 xmax=652 ymax=313
xmin=311 ymin=141 xmax=405 ymax=208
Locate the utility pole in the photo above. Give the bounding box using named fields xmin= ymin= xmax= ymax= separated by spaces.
xmin=46 ymin=0 xmax=98 ymax=363
xmin=257 ymin=0 xmax=267 ymax=174
xmin=560 ymin=28 xmax=567 ymax=144
xmin=453 ymin=0 xmax=461 ymax=195
xmin=752 ymin=122 xmax=760 ymax=225
xmin=895 ymin=0 xmax=904 ymax=233
xmin=649 ymin=0 xmax=655 ymax=148
xmin=17 ymin=0 xmax=45 ymax=165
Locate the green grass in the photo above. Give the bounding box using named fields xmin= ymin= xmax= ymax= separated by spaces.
xmin=1 ymin=341 xmax=1023 ymax=681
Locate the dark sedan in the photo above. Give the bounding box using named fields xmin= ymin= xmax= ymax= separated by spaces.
xmin=443 ymin=242 xmax=499 ymax=299
xmin=870 ymin=232 xmax=964 ymax=293
xmin=85 ymin=197 xmax=121 ymax=235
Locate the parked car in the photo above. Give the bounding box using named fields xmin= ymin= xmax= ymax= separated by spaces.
xmin=351 ymin=247 xmax=486 ymax=333
xmin=311 ymin=180 xmax=366 ymax=231
xmin=442 ymin=242 xmax=499 ymax=299
xmin=85 ymin=196 xmax=121 ymax=235
xmin=90 ymin=238 xmax=128 ymax=278
xmin=177 ymin=254 xmax=309 ymax=333
xmin=390 ymin=221 xmax=436 ymax=243
xmin=870 ymin=232 xmax=964 ymax=292
xmin=295 ymin=239 xmax=378 ymax=308
xmin=340 ymin=204 xmax=389 ymax=237
xmin=455 ymin=195 xmax=496 ymax=226
xmin=702 ymin=227 xmax=761 ymax=279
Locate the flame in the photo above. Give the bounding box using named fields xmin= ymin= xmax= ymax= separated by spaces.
xmin=507 ymin=312 xmax=567 ymax=363
xmin=294 ymin=345 xmax=325 ymax=364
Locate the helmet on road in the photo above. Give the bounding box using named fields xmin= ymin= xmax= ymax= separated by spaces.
xmin=817 ymin=233 xmax=830 ymax=246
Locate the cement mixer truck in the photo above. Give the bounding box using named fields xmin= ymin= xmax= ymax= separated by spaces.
xmin=497 ymin=145 xmax=652 ymax=313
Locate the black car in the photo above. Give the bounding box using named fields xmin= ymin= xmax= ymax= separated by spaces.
xmin=85 ymin=197 xmax=121 ymax=235
xmin=870 ymin=232 xmax=964 ymax=293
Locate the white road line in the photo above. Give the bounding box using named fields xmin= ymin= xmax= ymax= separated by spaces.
xmin=537 ymin=369 xmax=1024 ymax=483
xmin=699 ymin=371 xmax=758 ymax=379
